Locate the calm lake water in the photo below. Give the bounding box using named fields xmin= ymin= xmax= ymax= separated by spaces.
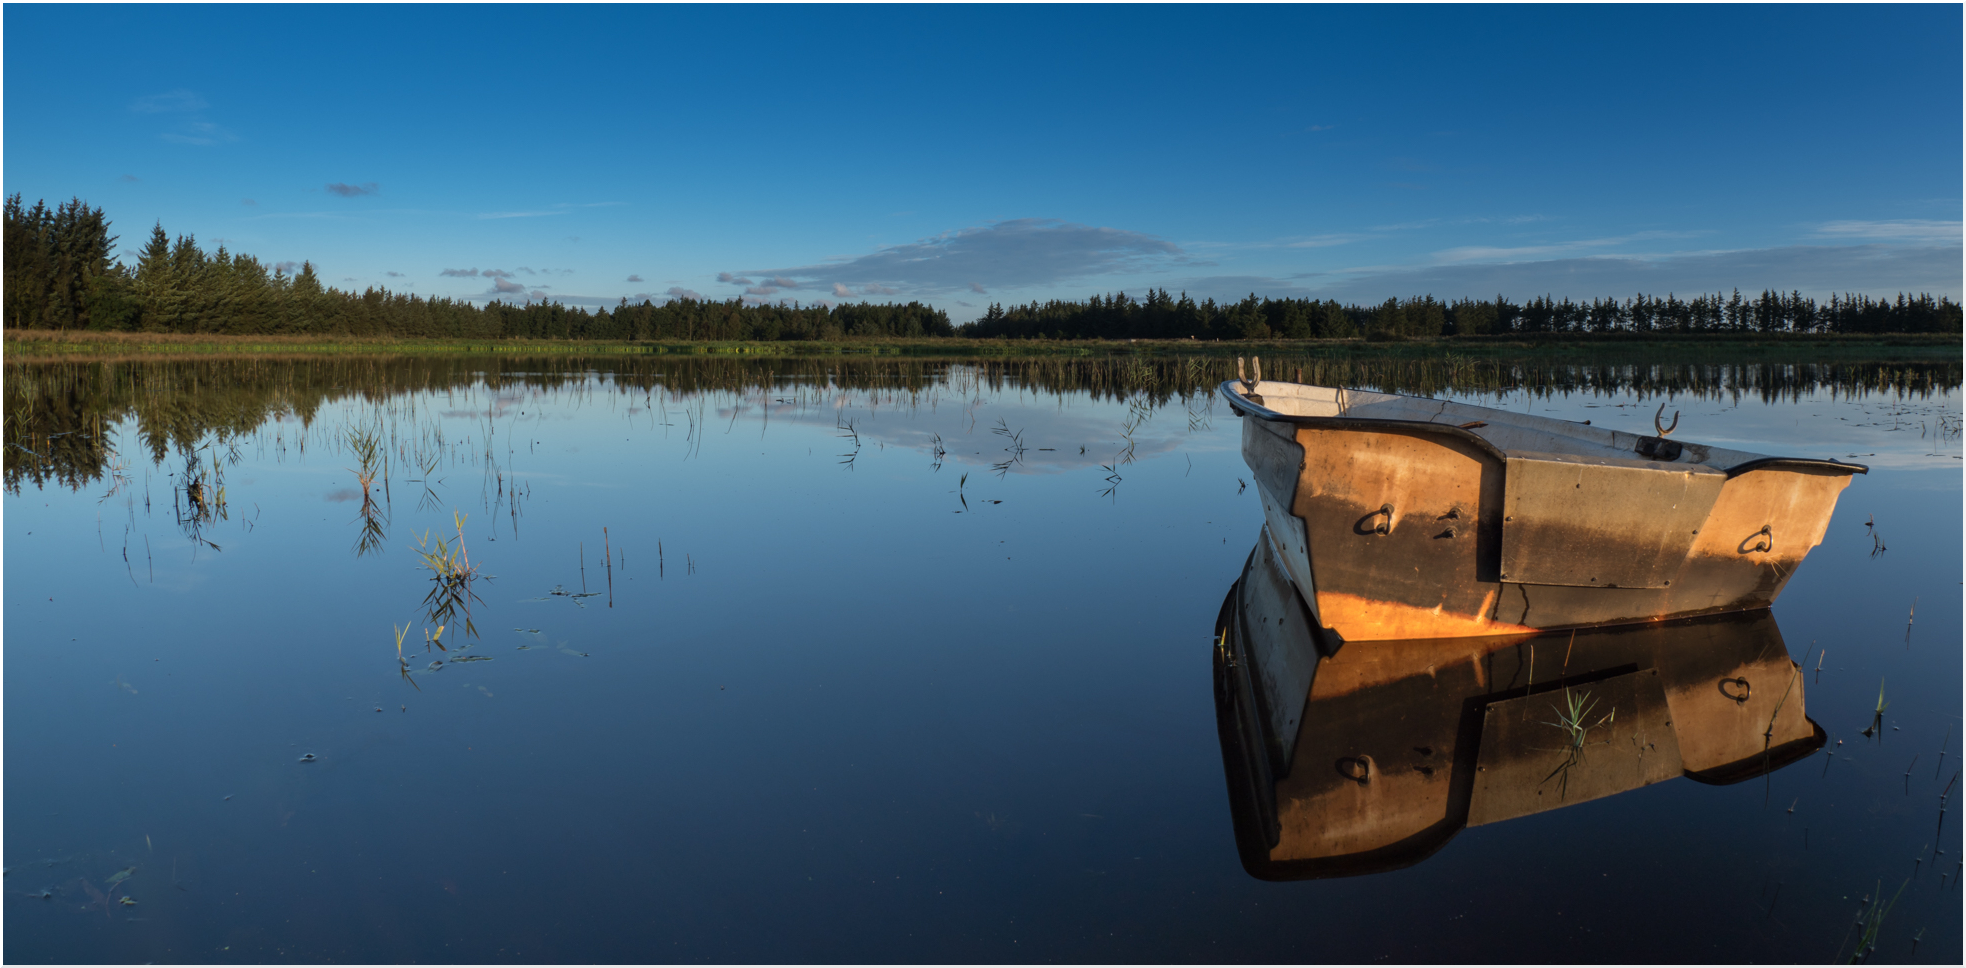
xmin=4 ymin=354 xmax=1960 ymax=963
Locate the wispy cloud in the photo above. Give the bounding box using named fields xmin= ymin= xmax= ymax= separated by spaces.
xmin=130 ymin=90 xmax=206 ymax=114
xmin=472 ymin=202 xmax=620 ymax=220
xmin=626 ymin=274 xmax=643 ymax=282
xmin=718 ymin=272 xmax=754 ymax=285
xmin=491 ymin=278 xmax=527 ymax=294
xmin=161 ymin=121 xmax=236 ymax=146
xmin=326 ymin=182 xmax=379 ymax=197
xmin=132 ymin=90 xmax=235 ymax=145
xmin=1430 ymin=230 xmax=1699 ymax=264
xmin=968 ymin=282 xmax=988 ymax=293
xmin=119 ymin=174 xmax=140 ymax=183
xmin=241 ymin=198 xmax=256 ymax=207
xmin=1241 ymin=244 xmax=1963 ymax=303
xmin=440 ymin=268 xmax=481 ymax=277
xmin=385 ymin=271 xmax=405 ymax=278
xmin=666 ymin=286 xmax=705 ymax=301
xmin=1814 ymin=220 xmax=1961 ymax=243
xmin=735 ymin=218 xmax=1192 ymax=297
xmin=1285 ymin=234 xmax=1359 ymax=249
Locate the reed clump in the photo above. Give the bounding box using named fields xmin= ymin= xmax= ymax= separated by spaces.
xmin=414 ymin=510 xmax=483 ymax=642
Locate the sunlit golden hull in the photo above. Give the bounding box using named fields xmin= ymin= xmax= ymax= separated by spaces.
xmin=1224 ymin=379 xmax=1862 ymax=642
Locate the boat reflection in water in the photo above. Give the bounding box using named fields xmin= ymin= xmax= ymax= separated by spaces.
xmin=1213 ymin=527 xmax=1825 ymax=881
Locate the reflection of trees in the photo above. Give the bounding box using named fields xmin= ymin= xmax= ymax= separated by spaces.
xmin=6 ymin=352 xmax=1959 ymax=493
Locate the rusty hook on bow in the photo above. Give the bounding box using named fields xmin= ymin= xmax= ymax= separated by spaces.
xmin=1336 ymin=756 xmax=1371 ymax=784
xmin=1654 ymin=402 xmax=1680 ymax=437
xmin=1355 ymin=503 xmax=1396 ymax=536
xmin=1718 ymin=677 xmax=1752 ymax=704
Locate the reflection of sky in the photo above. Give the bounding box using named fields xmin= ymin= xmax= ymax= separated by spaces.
xmin=715 ymin=390 xmax=1233 ymax=476
xmin=1442 ymin=386 xmax=1962 ymax=472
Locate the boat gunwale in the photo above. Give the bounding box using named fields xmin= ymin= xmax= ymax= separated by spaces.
xmin=1217 ymin=380 xmax=1868 ymax=478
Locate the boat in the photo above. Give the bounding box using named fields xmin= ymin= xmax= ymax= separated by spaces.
xmin=1220 ymin=361 xmax=1864 ymax=642
xmin=1212 ymin=537 xmax=1824 ymax=880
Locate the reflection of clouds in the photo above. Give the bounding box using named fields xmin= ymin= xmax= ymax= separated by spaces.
xmin=1442 ymin=388 xmax=1962 ymax=472
xmin=712 ymin=394 xmax=1230 ymax=474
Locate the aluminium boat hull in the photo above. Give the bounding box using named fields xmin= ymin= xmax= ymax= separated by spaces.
xmin=1222 ymin=377 xmax=1863 ymax=642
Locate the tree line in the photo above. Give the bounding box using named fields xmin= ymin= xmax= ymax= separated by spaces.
xmin=5 ymin=195 xmax=1956 ymax=342
xmin=959 ymin=288 xmax=1961 ymax=340
xmin=3 ymin=195 xmax=952 ymax=340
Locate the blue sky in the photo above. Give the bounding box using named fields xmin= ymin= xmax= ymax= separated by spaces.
xmin=5 ymin=5 xmax=1959 ymax=320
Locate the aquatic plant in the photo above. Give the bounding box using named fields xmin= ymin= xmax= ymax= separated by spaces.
xmin=1540 ymin=686 xmax=1615 ymax=801
xmin=345 ymin=425 xmax=391 ymax=557
xmin=1763 ymin=657 xmax=1803 ymax=804
xmin=1834 ymin=879 xmax=1907 ymax=963
xmin=990 ymin=418 xmax=1026 ymax=477
xmin=1861 ymin=679 xmax=1889 ymax=739
xmin=393 ymin=620 xmax=421 ymax=691
xmin=413 ymin=510 xmax=484 ymax=643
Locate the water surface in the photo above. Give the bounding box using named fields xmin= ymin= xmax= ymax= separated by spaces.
xmin=5 ymin=355 xmax=1960 ymax=963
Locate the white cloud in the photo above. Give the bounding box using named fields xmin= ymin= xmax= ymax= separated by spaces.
xmin=1285 ymin=234 xmax=1359 ymax=249
xmin=1430 ymin=231 xmax=1699 ymax=264
xmin=1814 ymin=220 xmax=1961 ymax=243
xmin=131 ymin=89 xmax=207 ymax=113
xmin=160 ymin=120 xmax=236 ymax=146
xmin=736 ymin=218 xmax=1191 ymax=297
xmin=1228 ymin=243 xmax=1962 ymax=304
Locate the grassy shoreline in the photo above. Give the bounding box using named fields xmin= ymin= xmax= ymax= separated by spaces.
xmin=3 ymin=328 xmax=1957 ymax=363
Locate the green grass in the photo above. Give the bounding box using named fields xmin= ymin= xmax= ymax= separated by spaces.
xmin=5 ymin=327 xmax=1957 ymax=363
